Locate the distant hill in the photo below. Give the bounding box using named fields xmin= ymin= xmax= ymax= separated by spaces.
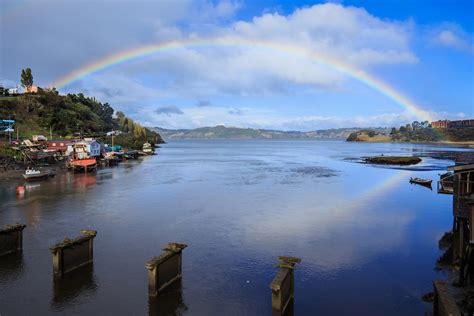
xmin=347 ymin=122 xmax=474 ymax=143
xmin=151 ymin=125 xmax=391 ymax=140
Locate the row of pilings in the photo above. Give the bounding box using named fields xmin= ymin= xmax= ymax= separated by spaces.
xmin=1 ymin=224 xmax=300 ymax=315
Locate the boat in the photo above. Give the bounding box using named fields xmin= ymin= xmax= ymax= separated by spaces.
xmin=410 ymin=177 xmax=433 ymax=187
xmin=22 ymin=168 xmax=55 ymax=181
xmin=71 ymin=158 xmax=97 ymax=173
xmin=142 ymin=142 xmax=155 ymax=155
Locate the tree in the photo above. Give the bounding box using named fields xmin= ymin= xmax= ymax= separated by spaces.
xmin=21 ymin=68 xmax=34 ymax=91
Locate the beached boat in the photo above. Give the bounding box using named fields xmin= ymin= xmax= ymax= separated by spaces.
xmin=71 ymin=158 xmax=97 ymax=172
xmin=23 ymin=168 xmax=55 ymax=181
xmin=410 ymin=177 xmax=432 ymax=187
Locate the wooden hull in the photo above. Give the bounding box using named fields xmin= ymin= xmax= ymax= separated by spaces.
xmin=23 ymin=171 xmax=55 ymax=181
xmin=410 ymin=178 xmax=432 ymax=188
xmin=71 ymin=158 xmax=97 ymax=172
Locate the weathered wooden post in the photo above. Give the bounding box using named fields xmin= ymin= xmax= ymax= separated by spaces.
xmin=470 ymin=203 xmax=474 ymax=245
xmin=270 ymin=256 xmax=301 ymax=316
xmin=145 ymin=242 xmax=187 ymax=297
xmin=433 ymin=281 xmax=461 ymax=316
xmin=0 ymin=223 xmax=26 ymax=256
xmin=49 ymin=230 xmax=97 ymax=278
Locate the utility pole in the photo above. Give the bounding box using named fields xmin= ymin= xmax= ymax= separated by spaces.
xmin=50 ymin=125 xmax=52 ymax=140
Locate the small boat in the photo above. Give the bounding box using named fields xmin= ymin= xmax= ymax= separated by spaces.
xmin=410 ymin=177 xmax=432 ymax=187
xmin=23 ymin=168 xmax=55 ymax=181
xmin=142 ymin=142 xmax=155 ymax=155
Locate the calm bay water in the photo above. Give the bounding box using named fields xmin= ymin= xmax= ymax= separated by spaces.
xmin=0 ymin=140 xmax=469 ymax=315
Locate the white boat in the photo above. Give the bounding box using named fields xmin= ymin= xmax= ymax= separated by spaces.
xmin=23 ymin=168 xmax=55 ymax=181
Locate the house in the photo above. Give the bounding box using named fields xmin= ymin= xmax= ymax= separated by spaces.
xmin=85 ymin=140 xmax=101 ymax=157
xmin=445 ymin=163 xmax=474 ymax=285
xmin=431 ymin=120 xmax=450 ymax=129
xmin=7 ymin=88 xmax=18 ymax=95
xmin=448 ymin=119 xmax=474 ymax=128
xmin=106 ymin=130 xmax=122 ymax=136
xmin=66 ymin=140 xmax=101 ymax=158
xmin=448 ymin=163 xmax=474 ymax=219
xmin=32 ymin=135 xmax=47 ymax=142
xmin=25 ymin=85 xmax=43 ymax=93
xmin=431 ymin=119 xmax=474 ymax=129
xmin=47 ymin=139 xmax=75 ymax=154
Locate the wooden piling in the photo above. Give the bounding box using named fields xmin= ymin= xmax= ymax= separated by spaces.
xmin=433 ymin=281 xmax=461 ymax=316
xmin=0 ymin=223 xmax=26 ymax=256
xmin=145 ymin=242 xmax=187 ymax=297
xmin=270 ymin=256 xmax=301 ymax=316
xmin=49 ymin=230 xmax=97 ymax=277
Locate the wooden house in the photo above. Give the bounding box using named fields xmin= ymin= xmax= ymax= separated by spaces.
xmin=448 ymin=164 xmax=474 ymax=219
xmin=47 ymin=139 xmax=75 ymax=155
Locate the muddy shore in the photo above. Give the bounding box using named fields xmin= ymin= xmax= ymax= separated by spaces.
xmin=0 ymin=161 xmax=67 ymax=181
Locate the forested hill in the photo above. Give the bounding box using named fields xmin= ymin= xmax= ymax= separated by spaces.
xmin=152 ymin=125 xmax=391 ymax=140
xmin=0 ymin=92 xmax=164 ymax=147
xmin=347 ymin=121 xmax=474 ymax=143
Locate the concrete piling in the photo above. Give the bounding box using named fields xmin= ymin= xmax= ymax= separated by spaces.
xmin=49 ymin=230 xmax=97 ymax=277
xmin=145 ymin=242 xmax=187 ymax=297
xmin=0 ymin=223 xmax=26 ymax=256
xmin=270 ymin=256 xmax=301 ymax=316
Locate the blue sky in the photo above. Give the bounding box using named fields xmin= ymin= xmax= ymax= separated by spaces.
xmin=1 ymin=0 xmax=473 ymax=130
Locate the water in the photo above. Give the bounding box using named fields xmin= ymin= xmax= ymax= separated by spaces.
xmin=0 ymin=140 xmax=469 ymax=315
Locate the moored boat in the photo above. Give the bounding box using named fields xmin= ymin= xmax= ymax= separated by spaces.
xmin=142 ymin=142 xmax=155 ymax=155
xmin=23 ymin=168 xmax=55 ymax=181
xmin=409 ymin=177 xmax=432 ymax=187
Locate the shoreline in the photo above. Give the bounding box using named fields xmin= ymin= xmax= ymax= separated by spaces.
xmin=347 ymin=139 xmax=474 ymax=147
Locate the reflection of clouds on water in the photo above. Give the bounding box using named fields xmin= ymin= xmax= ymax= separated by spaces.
xmin=236 ymin=172 xmax=412 ymax=271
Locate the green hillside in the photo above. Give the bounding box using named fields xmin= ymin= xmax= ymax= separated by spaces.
xmin=0 ymin=92 xmax=164 ymax=148
xmin=347 ymin=121 xmax=474 ymax=143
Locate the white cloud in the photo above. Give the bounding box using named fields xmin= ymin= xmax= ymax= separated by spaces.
xmin=142 ymin=3 xmax=417 ymax=95
xmin=432 ymin=27 xmax=474 ymax=54
xmin=2 ymin=2 xmax=417 ymax=96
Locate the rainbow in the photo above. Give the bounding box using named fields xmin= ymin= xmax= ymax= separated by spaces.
xmin=50 ymin=37 xmax=433 ymax=121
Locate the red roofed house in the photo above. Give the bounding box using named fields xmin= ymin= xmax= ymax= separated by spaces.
xmin=47 ymin=139 xmax=75 ymax=155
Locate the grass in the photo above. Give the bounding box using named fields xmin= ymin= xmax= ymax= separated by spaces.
xmin=365 ymin=156 xmax=422 ymax=165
